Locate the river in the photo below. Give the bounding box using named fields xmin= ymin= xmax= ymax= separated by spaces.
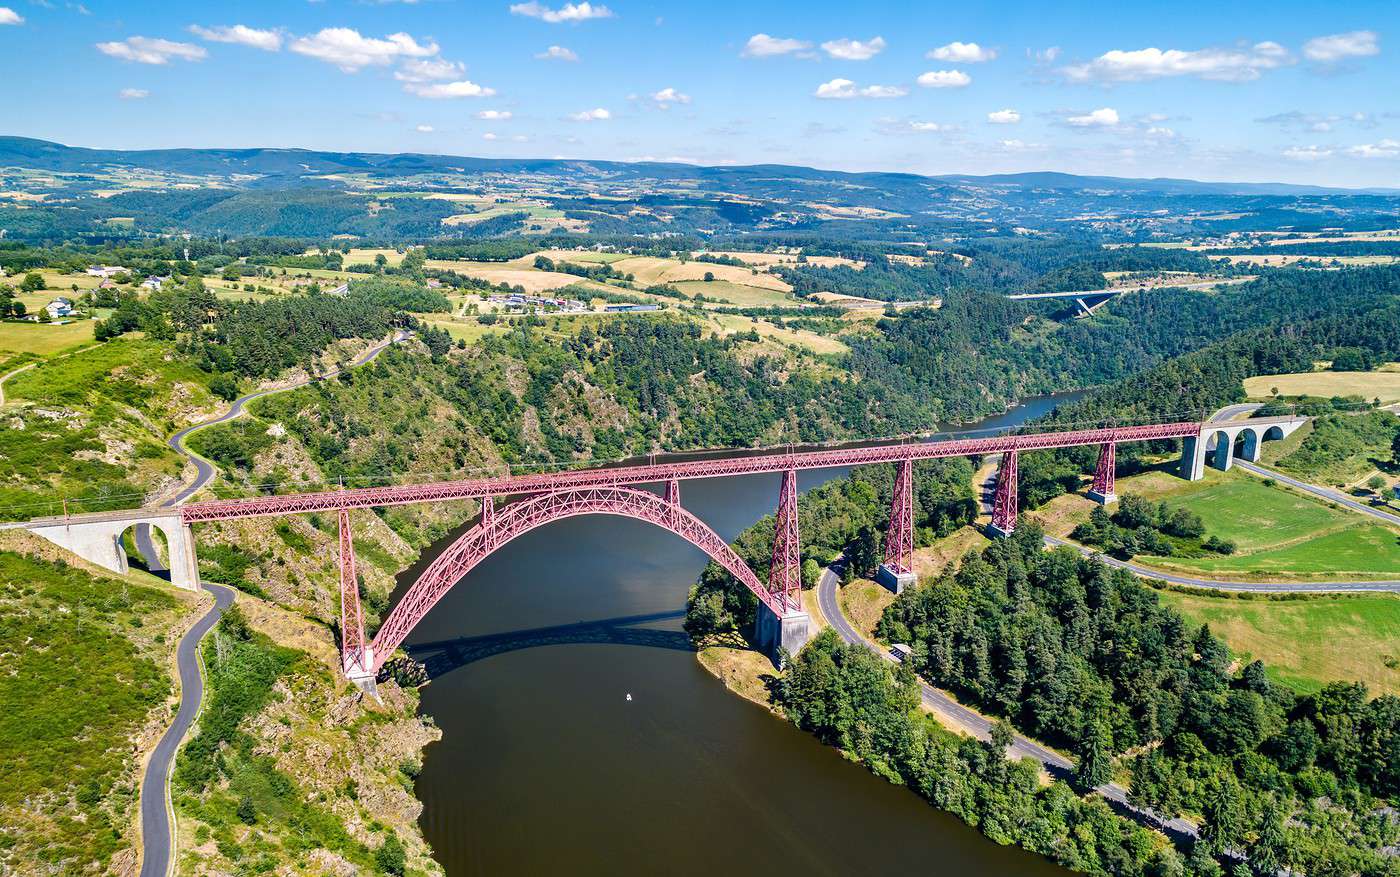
xmin=389 ymin=392 xmax=1085 ymax=876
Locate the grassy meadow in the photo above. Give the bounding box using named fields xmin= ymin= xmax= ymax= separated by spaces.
xmin=1244 ymin=367 xmax=1400 ymax=404
xmin=1160 ymin=589 xmax=1400 ymax=695
xmin=0 ymin=547 xmax=192 ymax=875
xmin=1134 ymin=474 xmax=1400 ymax=580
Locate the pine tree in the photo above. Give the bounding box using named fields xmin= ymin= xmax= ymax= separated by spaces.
xmin=1072 ymin=718 xmax=1112 ymax=792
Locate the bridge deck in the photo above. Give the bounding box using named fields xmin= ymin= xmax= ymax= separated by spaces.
xmin=178 ymin=421 xmax=1213 ymax=523
xmin=14 ymin=416 xmax=1303 ymax=527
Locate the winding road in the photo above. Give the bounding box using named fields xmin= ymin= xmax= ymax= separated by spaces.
xmin=136 ymin=330 xmax=407 ymax=877
xmin=814 ymin=562 xmax=1199 ymax=840
xmin=137 ymin=584 xmax=234 ymax=877
xmin=809 ymin=404 xmax=1400 ymax=842
xmin=163 ymin=330 xmax=408 ymax=505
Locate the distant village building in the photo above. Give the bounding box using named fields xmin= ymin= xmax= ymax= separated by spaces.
xmin=426 ymin=278 xmax=443 ymax=289
xmin=140 ymin=275 xmax=169 ymax=291
xmin=97 ymin=279 xmax=118 ymax=290
xmin=327 ymin=283 xmax=351 ymax=297
xmin=487 ymin=293 xmax=588 ymax=313
xmin=86 ymin=265 xmax=128 ymax=279
xmin=45 ymin=298 xmax=74 ymax=319
xmin=604 ymin=304 xmax=660 ymax=313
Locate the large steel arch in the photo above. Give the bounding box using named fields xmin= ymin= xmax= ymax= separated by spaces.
xmin=367 ymin=486 xmax=783 ymax=674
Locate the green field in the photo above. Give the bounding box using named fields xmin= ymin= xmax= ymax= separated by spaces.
xmin=424 ymin=319 xmax=508 ymax=345
xmin=1160 ymin=589 xmax=1400 ymax=695
xmin=672 ymin=279 xmax=798 ymax=308
xmin=1271 ymin=411 xmax=1398 ymax=486
xmin=0 ymin=548 xmax=186 ymax=874
xmin=0 ymin=320 xmax=96 ymax=355
xmin=1137 ymin=475 xmax=1400 ymax=579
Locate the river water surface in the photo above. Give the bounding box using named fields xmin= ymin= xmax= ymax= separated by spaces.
xmin=390 ymin=393 xmax=1084 ymax=876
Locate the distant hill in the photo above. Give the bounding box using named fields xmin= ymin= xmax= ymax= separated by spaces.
xmin=3 ymin=136 xmax=1392 ymax=196
xmin=2 ymin=137 xmax=1398 ymax=241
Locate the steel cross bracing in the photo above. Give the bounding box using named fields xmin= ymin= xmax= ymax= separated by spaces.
xmin=991 ymin=450 xmax=1019 ymax=534
xmin=338 ymin=507 xmax=367 ymax=675
xmin=1091 ymin=441 xmax=1116 ymax=498
xmin=883 ymin=458 xmax=914 ymax=574
xmin=366 ymin=486 xmax=782 ymax=673
xmin=179 ymin=421 xmax=1204 ymax=524
xmin=770 ymin=470 xmax=801 ymax=612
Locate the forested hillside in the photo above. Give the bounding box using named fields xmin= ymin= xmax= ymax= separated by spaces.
xmin=877 ymin=525 xmax=1400 ymax=875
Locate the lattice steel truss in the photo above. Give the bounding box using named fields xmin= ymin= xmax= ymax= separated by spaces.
xmin=180 ymin=422 xmax=1205 ymax=524
xmin=366 ymin=486 xmax=784 ymax=673
xmin=883 ymin=459 xmax=914 ymax=574
xmin=991 ymin=450 xmax=1019 ymax=535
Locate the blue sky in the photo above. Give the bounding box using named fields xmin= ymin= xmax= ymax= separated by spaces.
xmin=1 ymin=0 xmax=1396 ymax=186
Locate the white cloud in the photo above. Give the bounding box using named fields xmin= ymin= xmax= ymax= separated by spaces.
xmin=860 ymin=84 xmax=908 ymax=98
xmin=395 ymin=57 xmax=465 ymax=82
xmin=0 ymin=7 xmax=23 ymax=25
xmin=1062 ymin=42 xmax=1292 ymax=83
xmin=1034 ymin=46 xmax=1061 ymax=63
xmin=814 ymin=78 xmax=907 ymax=99
xmin=188 ymin=24 xmax=282 ymax=51
xmin=404 ymin=79 xmax=496 ymax=99
xmin=928 ymin=41 xmax=996 ymax=63
xmin=536 ymin=44 xmax=578 ymax=61
xmin=999 ymin=139 xmax=1044 ymax=151
xmin=1283 ymin=145 xmax=1333 ymax=161
xmin=651 ymin=87 xmax=691 ymax=108
xmin=509 ymin=2 xmax=613 ymax=23
xmin=289 ymin=28 xmax=438 ymax=72
xmin=987 ymin=108 xmax=1020 ymax=124
xmin=909 ymin=121 xmax=951 ymax=132
xmin=821 ymin=36 xmax=885 ymax=61
xmin=569 ymin=107 xmax=611 ymax=121
xmin=477 ymin=109 xmax=513 ymax=120
xmin=97 ymin=36 xmax=207 ymax=65
xmin=416 ymin=124 xmax=434 ymax=132
xmin=1145 ymin=126 xmax=1176 ymax=138
xmin=118 ymin=87 xmax=149 ymax=99
xmin=1303 ymin=30 xmax=1379 ymax=62
xmin=482 ymin=132 xmax=499 ymax=141
xmin=1257 ymin=110 xmax=1376 ymax=132
xmin=742 ymin=33 xmax=811 ymax=58
xmin=1065 ymin=107 xmax=1119 ymax=127
xmin=1349 ymin=139 xmax=1400 ymax=158
xmin=916 ymin=69 xmax=971 ymax=88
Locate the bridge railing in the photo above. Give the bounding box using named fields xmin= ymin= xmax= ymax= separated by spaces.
xmin=177 ymin=421 xmax=1206 ymax=524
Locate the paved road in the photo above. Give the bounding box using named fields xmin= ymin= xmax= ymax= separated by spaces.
xmin=1209 ymin=402 xmax=1400 ymax=528
xmin=138 ymin=583 xmax=235 ymax=877
xmin=164 ymin=330 xmax=407 ymax=505
xmin=814 ymin=563 xmax=1198 ymax=840
xmin=135 ymin=330 xmax=406 ymax=877
xmin=1045 ymin=534 xmax=1400 ymax=593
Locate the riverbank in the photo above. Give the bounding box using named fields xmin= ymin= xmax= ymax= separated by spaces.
xmin=169 ymin=593 xmax=444 ymax=876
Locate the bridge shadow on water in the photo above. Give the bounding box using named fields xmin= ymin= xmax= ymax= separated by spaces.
xmin=404 ymin=609 xmax=693 ymax=680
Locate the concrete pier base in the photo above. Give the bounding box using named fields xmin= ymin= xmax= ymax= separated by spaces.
xmin=1086 ymin=489 xmax=1117 ymax=505
xmin=345 ymin=649 xmax=378 ymax=696
xmin=756 ymin=604 xmax=811 ymax=667
xmin=985 ymin=522 xmax=1014 ymax=540
xmin=876 ymin=562 xmax=917 ymax=594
